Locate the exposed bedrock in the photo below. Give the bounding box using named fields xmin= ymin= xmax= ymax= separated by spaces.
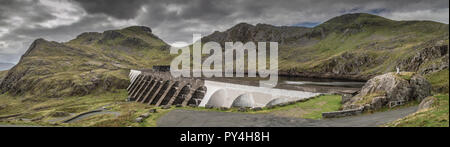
xmin=398 ymin=45 xmax=449 ymax=75
xmin=342 ymin=72 xmax=431 ymax=111
xmin=280 ymin=45 xmax=449 ymax=82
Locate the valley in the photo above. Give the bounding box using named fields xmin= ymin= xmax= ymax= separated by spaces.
xmin=0 ymin=13 xmax=448 ymax=127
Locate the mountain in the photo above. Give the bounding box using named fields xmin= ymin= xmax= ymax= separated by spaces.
xmin=0 ymin=62 xmax=14 ymax=71
xmin=202 ymin=13 xmax=449 ymax=81
xmin=0 ymin=26 xmax=173 ymax=98
xmin=0 ymin=13 xmax=448 ymax=98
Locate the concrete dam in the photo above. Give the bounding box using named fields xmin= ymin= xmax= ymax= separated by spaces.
xmin=127 ymin=70 xmax=322 ymax=108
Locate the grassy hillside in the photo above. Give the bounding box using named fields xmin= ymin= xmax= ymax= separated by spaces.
xmin=386 ymin=94 xmax=449 ymax=127
xmin=0 ymin=26 xmax=175 ymax=98
xmin=203 ymin=13 xmax=449 ymax=81
xmin=426 ymin=69 xmax=449 ymax=93
xmin=283 ymin=14 xmax=448 ymax=76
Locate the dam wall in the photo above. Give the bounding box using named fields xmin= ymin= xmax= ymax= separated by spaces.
xmin=127 ymin=70 xmax=322 ymax=108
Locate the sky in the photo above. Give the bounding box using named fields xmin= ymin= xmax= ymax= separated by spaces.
xmin=0 ymin=0 xmax=448 ymax=64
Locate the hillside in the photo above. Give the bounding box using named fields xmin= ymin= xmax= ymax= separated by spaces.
xmin=0 ymin=13 xmax=448 ymax=98
xmin=203 ymin=13 xmax=449 ymax=83
xmin=0 ymin=26 xmax=173 ymax=98
xmin=386 ymin=94 xmax=449 ymax=127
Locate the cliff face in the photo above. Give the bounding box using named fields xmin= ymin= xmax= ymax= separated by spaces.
xmin=398 ymin=45 xmax=449 ymax=75
xmin=202 ymin=23 xmax=317 ymax=47
xmin=0 ymin=26 xmax=173 ymax=98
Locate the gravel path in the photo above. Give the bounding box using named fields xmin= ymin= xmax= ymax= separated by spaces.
xmin=157 ymin=106 xmax=417 ymax=127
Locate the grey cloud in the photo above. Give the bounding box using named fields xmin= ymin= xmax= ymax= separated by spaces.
xmin=0 ymin=0 xmax=448 ymax=63
xmin=73 ymin=0 xmax=148 ymax=19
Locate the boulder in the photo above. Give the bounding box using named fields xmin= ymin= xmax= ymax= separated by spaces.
xmin=237 ymin=107 xmax=248 ymax=112
xmin=149 ymin=109 xmax=157 ymax=113
xmin=343 ymin=72 xmax=432 ymax=110
xmin=252 ymin=107 xmax=263 ymax=111
xmin=161 ymin=105 xmax=171 ymax=109
xmin=341 ymin=94 xmax=353 ymax=104
xmin=410 ymin=75 xmax=433 ymax=102
xmin=140 ymin=113 xmax=150 ymax=118
xmin=135 ymin=117 xmax=143 ymax=123
xmin=219 ymin=107 xmax=229 ymax=111
xmin=418 ymin=96 xmax=437 ymax=111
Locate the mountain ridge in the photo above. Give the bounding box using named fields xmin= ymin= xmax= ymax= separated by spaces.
xmin=0 ymin=13 xmax=448 ymax=97
xmin=0 ymin=26 xmax=173 ymax=98
xmin=201 ymin=13 xmax=448 ymax=81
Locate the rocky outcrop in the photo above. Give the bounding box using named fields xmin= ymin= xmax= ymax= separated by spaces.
xmin=417 ymin=96 xmax=437 ymax=111
xmin=279 ymin=70 xmax=371 ymax=81
xmin=398 ymin=45 xmax=449 ymax=74
xmin=319 ymin=52 xmax=377 ymax=75
xmin=343 ymin=72 xmax=432 ymax=110
xmin=202 ymin=23 xmax=318 ymax=46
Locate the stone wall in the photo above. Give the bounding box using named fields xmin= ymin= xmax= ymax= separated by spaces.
xmin=322 ymin=106 xmax=364 ymax=118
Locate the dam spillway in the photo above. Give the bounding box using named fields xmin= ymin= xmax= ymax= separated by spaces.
xmin=127 ymin=70 xmax=322 ymax=108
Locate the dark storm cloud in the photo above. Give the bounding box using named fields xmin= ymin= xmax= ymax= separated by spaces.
xmin=0 ymin=0 xmax=448 ymax=64
xmin=73 ymin=0 xmax=148 ymax=19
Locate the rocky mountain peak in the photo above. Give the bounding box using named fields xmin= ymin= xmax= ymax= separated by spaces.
xmin=22 ymin=38 xmax=51 ymax=57
xmin=202 ymin=22 xmax=311 ymax=45
xmin=124 ymin=26 xmax=153 ymax=34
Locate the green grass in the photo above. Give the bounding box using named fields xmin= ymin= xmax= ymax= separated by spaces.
xmin=264 ymin=95 xmax=342 ymax=119
xmin=0 ymin=89 xmax=128 ymax=126
xmin=1 ymin=93 xmax=343 ymax=126
xmin=385 ymin=94 xmax=449 ymax=127
xmin=0 ymin=89 xmax=177 ymax=127
xmin=356 ymin=91 xmax=387 ymax=105
xmin=181 ymin=94 xmax=342 ymax=120
xmin=395 ymin=72 xmax=415 ymax=81
xmin=426 ymin=69 xmax=449 ymax=93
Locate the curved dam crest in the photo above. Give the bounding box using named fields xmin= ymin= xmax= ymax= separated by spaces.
xmin=200 ymin=80 xmax=322 ymax=108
